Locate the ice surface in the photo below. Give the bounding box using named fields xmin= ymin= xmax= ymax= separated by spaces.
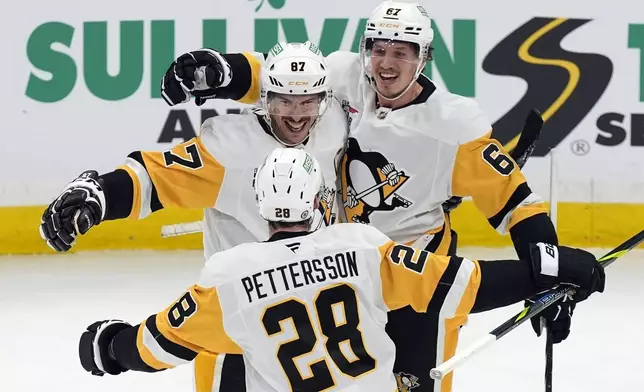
xmin=1 ymin=247 xmax=641 ymax=391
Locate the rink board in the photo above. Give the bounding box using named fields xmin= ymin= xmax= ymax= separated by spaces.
xmin=4 ymin=201 xmax=644 ymax=254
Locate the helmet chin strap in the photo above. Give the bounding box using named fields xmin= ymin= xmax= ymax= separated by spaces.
xmin=372 ymin=76 xmax=417 ymax=104
xmin=369 ymin=60 xmax=425 ymax=104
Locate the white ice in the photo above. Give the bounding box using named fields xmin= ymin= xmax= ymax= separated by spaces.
xmin=1 ymin=247 xmax=642 ymax=392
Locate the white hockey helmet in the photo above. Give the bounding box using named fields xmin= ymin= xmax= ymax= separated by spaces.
xmin=360 ymin=1 xmax=434 ymax=99
xmin=253 ymin=147 xmax=325 ymax=224
xmin=260 ymin=42 xmax=333 ymax=146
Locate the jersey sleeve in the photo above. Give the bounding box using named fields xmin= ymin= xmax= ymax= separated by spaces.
xmin=118 ymin=134 xmax=226 ymax=220
xmin=451 ymin=132 xmax=548 ymax=235
xmin=378 ymin=241 xmax=481 ymax=318
xmin=133 ymin=284 xmax=242 ymax=371
xmin=213 ymin=52 xmax=264 ymax=104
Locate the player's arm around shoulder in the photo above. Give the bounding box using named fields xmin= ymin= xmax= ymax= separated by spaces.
xmin=325 ymin=50 xmax=362 ymax=95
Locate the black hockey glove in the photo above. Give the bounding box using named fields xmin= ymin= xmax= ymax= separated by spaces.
xmin=160 ymin=49 xmax=232 ymax=107
xmin=525 ymin=293 xmax=575 ymax=344
xmin=79 ymin=320 xmax=131 ymax=376
xmin=529 ymin=243 xmax=605 ymax=303
xmin=526 ymin=243 xmax=605 ymax=343
xmin=39 ymin=170 xmax=105 ymax=252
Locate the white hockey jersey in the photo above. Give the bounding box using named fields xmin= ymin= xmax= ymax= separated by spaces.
xmin=159 ymin=48 xmax=550 ymax=392
xmin=325 ymin=51 xmax=548 ymax=250
xmin=221 ymin=51 xmax=549 ymax=252
xmin=119 ymin=102 xmax=347 ymax=258
xmin=133 ymin=223 xmax=482 ymax=392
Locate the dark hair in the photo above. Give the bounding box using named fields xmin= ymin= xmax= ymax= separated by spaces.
xmin=268 ymin=220 xmax=310 ymax=231
xmin=427 ymin=45 xmax=434 ymax=62
xmin=366 ymin=38 xmax=434 ymax=62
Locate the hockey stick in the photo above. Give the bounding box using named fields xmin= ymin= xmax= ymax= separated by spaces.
xmin=511 ymin=109 xmax=543 ymax=168
xmin=161 ymin=220 xmax=204 ymax=238
xmin=344 ymin=180 xmax=389 ymax=208
xmin=545 ymin=329 xmax=553 ymax=392
xmin=429 ymin=228 xmax=644 ymax=381
xmin=442 ymin=109 xmax=543 ymax=212
xmin=161 ymin=178 xmax=396 ymax=237
xmin=344 ymin=171 xmax=408 ymax=207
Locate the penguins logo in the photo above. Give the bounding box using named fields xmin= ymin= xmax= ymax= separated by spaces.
xmin=340 ymin=138 xmax=412 ymax=224
xmin=395 ymin=372 xmax=420 ymax=391
xmin=483 ymin=17 xmax=612 ymax=155
xmin=314 ymin=185 xmax=336 ymax=229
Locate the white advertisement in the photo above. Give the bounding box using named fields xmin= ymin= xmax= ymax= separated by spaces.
xmin=2 ymin=0 xmax=643 ymax=206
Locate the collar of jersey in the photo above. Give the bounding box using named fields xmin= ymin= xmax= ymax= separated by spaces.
xmin=375 ymin=73 xmax=436 ymax=112
xmin=267 ymin=230 xmax=310 ymax=242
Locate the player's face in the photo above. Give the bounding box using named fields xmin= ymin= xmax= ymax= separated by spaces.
xmin=268 ymin=93 xmax=323 ymax=145
xmin=369 ymin=40 xmax=421 ymax=98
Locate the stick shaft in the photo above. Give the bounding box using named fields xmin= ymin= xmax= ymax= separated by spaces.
xmin=161 ymin=221 xmax=204 ymax=238
xmin=430 ymin=229 xmax=644 ymax=380
xmin=428 ymin=334 xmax=496 ymax=381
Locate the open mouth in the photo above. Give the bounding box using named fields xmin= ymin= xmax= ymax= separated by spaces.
xmin=284 ymin=118 xmax=308 ymax=133
xmin=378 ymin=71 xmax=398 ymax=86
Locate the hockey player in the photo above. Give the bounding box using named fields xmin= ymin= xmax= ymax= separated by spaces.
xmin=78 ymin=148 xmax=605 ymax=392
xmin=160 ymin=1 xmax=580 ymax=389
xmin=39 ymin=41 xmax=345 ymax=255
xmin=39 ymin=42 xmax=347 ymax=390
xmin=159 ymin=2 xmax=563 ymax=390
